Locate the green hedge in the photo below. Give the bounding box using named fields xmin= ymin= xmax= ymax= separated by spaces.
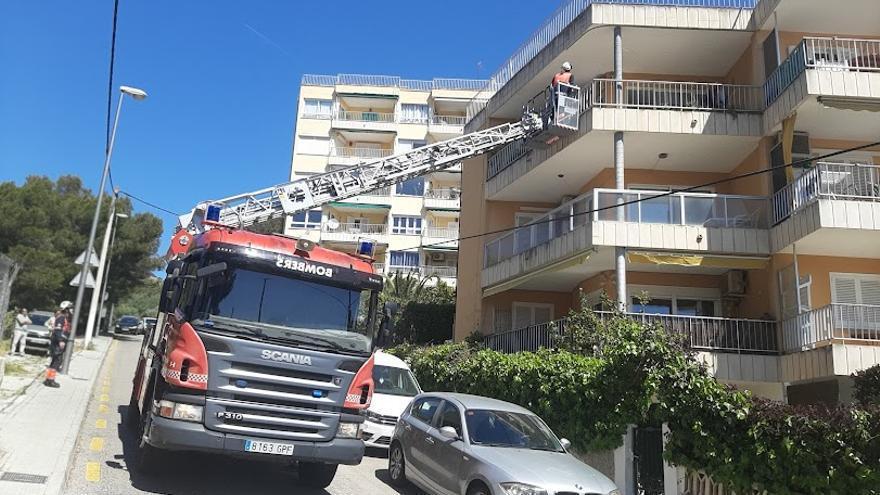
xmin=395 ymin=302 xmax=454 ymax=345
xmin=390 ymin=305 xmax=880 ymax=494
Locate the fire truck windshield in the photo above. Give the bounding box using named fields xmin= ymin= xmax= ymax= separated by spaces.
xmin=193 ymin=265 xmax=378 ymax=354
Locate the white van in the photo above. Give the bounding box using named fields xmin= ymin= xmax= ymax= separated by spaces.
xmin=362 ymin=351 xmax=422 ymax=449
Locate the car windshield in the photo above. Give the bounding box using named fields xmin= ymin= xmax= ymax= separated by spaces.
xmin=192 ymin=265 xmax=377 ymax=354
xmin=119 ymin=316 xmax=139 ymax=325
xmin=373 ymin=365 xmax=420 ymax=397
xmin=465 ymin=409 xmax=563 ymax=452
xmin=28 ymin=314 xmax=50 ymax=326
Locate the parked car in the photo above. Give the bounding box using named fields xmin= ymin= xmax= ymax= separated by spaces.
xmin=389 ymin=392 xmax=619 ymax=495
xmin=142 ymin=317 xmax=158 ymax=334
xmin=21 ymin=310 xmax=54 ymax=354
xmin=114 ymin=315 xmax=141 ymax=335
xmin=362 ymin=351 xmax=422 ymax=448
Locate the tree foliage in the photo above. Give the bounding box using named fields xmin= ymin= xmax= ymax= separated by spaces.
xmin=380 ymin=272 xmax=456 ymax=345
xmin=391 ymin=298 xmax=880 ymax=494
xmin=0 ymin=175 xmax=163 ymax=312
xmin=115 ymin=277 xmax=162 ymax=318
xmin=854 ymin=364 xmax=880 ymax=406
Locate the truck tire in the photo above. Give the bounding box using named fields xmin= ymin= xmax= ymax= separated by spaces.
xmin=297 ymin=462 xmax=338 ymax=489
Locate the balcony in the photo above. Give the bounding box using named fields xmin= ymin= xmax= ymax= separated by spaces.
xmin=328 ymin=147 xmax=393 ymax=166
xmin=331 ymin=110 xmax=397 ymax=132
xmin=424 ymin=188 xmax=461 ymax=210
xmin=422 ymin=226 xmax=459 ymax=249
xmin=782 ymin=304 xmax=880 ymax=352
xmin=320 ymin=223 xmax=388 ymax=244
xmin=592 ymin=79 xmax=764 ymax=113
xmin=770 ymin=163 xmax=880 ymax=256
xmin=387 ymin=265 xmax=458 ymax=280
xmin=483 ymin=312 xmax=778 ymax=355
xmin=429 ymin=115 xmax=467 ymax=136
xmin=487 ymin=139 xmax=529 ymax=180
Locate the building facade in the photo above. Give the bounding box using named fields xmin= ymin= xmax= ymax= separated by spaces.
xmin=287 ymin=74 xmax=488 ymax=286
xmin=453 ymin=0 xmax=880 ymax=492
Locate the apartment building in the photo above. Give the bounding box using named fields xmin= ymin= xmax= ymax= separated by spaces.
xmin=286 ymin=74 xmax=488 ymax=286
xmin=454 ymin=0 xmax=880 ymax=492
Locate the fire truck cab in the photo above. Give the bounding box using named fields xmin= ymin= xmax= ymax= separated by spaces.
xmin=130 ymin=228 xmax=382 ymax=488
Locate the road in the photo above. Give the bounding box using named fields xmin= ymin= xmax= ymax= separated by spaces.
xmin=63 ymin=336 xmax=418 ymax=495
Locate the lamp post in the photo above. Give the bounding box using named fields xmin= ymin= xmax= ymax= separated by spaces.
xmin=95 ymin=211 xmax=128 ymax=336
xmin=84 ymin=188 xmax=128 ymax=348
xmin=62 ymin=85 xmax=147 ymax=373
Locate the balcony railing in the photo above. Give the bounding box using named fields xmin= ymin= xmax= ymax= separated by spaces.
xmin=487 ymin=139 xmax=530 ymax=180
xmin=594 ymin=189 xmax=768 ymax=228
xmin=591 ymin=79 xmax=764 ymax=112
xmin=301 ymin=74 xmax=489 ymax=92
xmin=388 ymin=265 xmax=458 ymax=279
xmin=329 ymin=147 xmax=393 ymax=160
xmin=424 ymin=188 xmax=460 ymax=200
xmin=321 ymin=223 xmax=387 ymax=235
xmin=334 ymin=110 xmax=395 ymax=123
xmin=483 ymin=311 xmax=778 ymax=355
xmin=423 ymin=226 xmax=459 ymax=239
xmin=771 ymin=162 xmax=880 ymax=225
xmin=765 ymin=37 xmax=880 ymax=105
xmin=430 ymin=115 xmax=467 ymax=126
xmin=484 ymin=192 xmax=593 ymax=268
xmin=782 ymin=304 xmax=880 ymax=352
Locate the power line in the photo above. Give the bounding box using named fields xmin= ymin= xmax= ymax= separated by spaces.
xmin=398 ymin=139 xmax=880 ymax=253
xmin=105 ymin=0 xmax=120 ymax=192
xmin=120 ymin=191 xmax=180 ymax=217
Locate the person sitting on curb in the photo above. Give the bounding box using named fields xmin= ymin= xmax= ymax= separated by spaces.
xmin=45 ymin=301 xmax=72 ymax=388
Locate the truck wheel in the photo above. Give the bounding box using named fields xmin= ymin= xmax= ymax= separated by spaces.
xmin=297 ymin=462 xmax=338 ymax=489
xmin=388 ymin=443 xmax=407 ymax=486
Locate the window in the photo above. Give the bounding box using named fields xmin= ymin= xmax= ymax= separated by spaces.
xmin=465 ymin=409 xmax=563 ymax=452
xmin=411 ymin=397 xmax=442 ymax=424
xmin=512 ymin=303 xmax=553 ymax=330
xmin=831 ymin=274 xmax=880 ymax=305
xmin=290 ymin=210 xmax=321 ymax=229
xmin=302 ymin=98 xmax=332 ymax=119
xmin=631 ymin=297 xmax=717 ymax=317
xmin=437 ymin=402 xmax=463 ymax=436
xmin=400 ymin=104 xmax=429 ymax=123
xmin=392 ymin=216 xmax=422 ymax=235
xmin=395 ymin=177 xmax=425 ymax=196
xmin=373 ymin=365 xmax=421 ymax=397
xmin=297 ymin=136 xmax=330 ymax=155
xmin=779 ymin=265 xmax=812 ymax=319
xmin=390 ymin=251 xmax=419 ymax=267
xmin=397 ymin=139 xmax=427 ymax=153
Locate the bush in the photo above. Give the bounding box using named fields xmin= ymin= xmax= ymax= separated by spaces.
xmin=391 ymin=299 xmax=880 ymax=494
xmin=395 ymin=302 xmax=454 ymax=345
xmin=854 ymin=364 xmax=880 ymax=406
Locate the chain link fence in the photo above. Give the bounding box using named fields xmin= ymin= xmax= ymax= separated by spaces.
xmin=0 ymin=254 xmax=21 ymax=340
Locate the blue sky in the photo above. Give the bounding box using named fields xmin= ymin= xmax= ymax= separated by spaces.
xmin=0 ymin=0 xmax=559 ymax=253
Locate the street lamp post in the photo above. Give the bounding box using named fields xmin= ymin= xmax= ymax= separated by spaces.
xmin=95 ymin=211 xmax=128 ymax=336
xmin=61 ymin=85 xmax=147 ymax=373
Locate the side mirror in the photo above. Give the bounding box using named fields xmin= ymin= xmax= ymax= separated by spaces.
xmin=438 ymin=426 xmax=459 ymax=441
xmin=197 ymin=262 xmax=227 ymax=278
xmin=560 ymin=438 xmax=571 ymax=451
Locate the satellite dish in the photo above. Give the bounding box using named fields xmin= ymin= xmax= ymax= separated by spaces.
xmin=326 ymin=218 xmax=340 ymax=230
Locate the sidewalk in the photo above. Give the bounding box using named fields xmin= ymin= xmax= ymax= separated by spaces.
xmin=0 ymin=336 xmax=113 ymax=495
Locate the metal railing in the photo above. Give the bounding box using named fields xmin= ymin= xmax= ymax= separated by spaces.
xmin=430 ymin=115 xmax=467 ymax=127
xmin=464 ymin=0 xmax=757 ymax=120
xmin=361 ymin=186 xmax=391 ymax=197
xmin=302 ymin=74 xmax=488 ymax=92
xmin=591 ymin=79 xmax=764 ymax=112
xmin=594 ymin=189 xmax=768 ymax=228
xmin=782 ymin=304 xmax=880 ymax=352
xmin=423 ymin=226 xmax=459 ymax=239
xmin=484 ymin=311 xmax=777 ymax=355
xmin=484 ymin=192 xmax=593 ymax=268
xmin=771 ymin=162 xmax=880 ymax=225
xmin=487 ymin=139 xmax=530 ymax=179
xmin=321 ymin=223 xmax=387 ymax=235
xmin=422 ymin=265 xmax=458 ymax=278
xmin=334 ymin=110 xmax=395 ymax=123
xmin=765 ymin=37 xmax=880 ymax=105
xmin=424 ymin=188 xmax=460 ymax=200
xmin=329 ymin=147 xmax=394 ymax=160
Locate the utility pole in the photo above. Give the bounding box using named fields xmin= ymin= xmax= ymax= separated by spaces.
xmin=84 ymin=189 xmax=119 ymax=349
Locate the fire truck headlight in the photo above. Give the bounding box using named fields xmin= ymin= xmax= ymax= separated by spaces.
xmin=157 ymin=400 xmax=203 ymax=423
xmin=336 ymin=421 xmax=362 ymax=439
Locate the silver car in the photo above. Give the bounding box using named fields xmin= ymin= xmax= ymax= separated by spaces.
xmin=388 ymin=392 xmax=619 ymax=495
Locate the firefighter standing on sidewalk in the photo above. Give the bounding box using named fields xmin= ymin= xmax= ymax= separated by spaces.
xmin=45 ymin=301 xmax=72 ymax=388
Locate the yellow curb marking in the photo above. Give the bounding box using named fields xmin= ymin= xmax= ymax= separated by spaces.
xmin=96 ymin=418 xmax=107 ymax=429
xmin=98 ymin=404 xmax=109 ymax=413
xmin=89 ymin=437 xmax=104 ymax=452
xmin=86 ymin=461 xmax=101 ymax=482
xmin=99 ymin=394 xmax=109 ymax=402
xmin=101 ymin=386 xmax=110 ymax=394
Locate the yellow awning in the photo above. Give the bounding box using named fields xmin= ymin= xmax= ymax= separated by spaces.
xmin=626 ymin=251 xmax=768 ymax=270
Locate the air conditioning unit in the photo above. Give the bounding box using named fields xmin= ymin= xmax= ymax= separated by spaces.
xmin=723 ymin=270 xmax=747 ymax=296
xmin=430 ymin=252 xmax=445 ymax=262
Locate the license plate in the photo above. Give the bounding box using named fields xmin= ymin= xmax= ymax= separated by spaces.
xmin=243 ymin=439 xmax=294 ymax=456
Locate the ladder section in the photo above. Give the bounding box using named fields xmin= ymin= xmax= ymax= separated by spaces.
xmin=182 ymin=116 xmax=542 ymax=232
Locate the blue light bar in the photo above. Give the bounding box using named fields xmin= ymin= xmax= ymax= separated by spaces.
xmin=357 ymin=239 xmax=375 ymax=257
xmin=205 ymin=204 xmax=222 ymax=223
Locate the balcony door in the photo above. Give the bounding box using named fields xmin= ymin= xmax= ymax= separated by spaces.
xmin=512 ymin=302 xmax=554 ymax=331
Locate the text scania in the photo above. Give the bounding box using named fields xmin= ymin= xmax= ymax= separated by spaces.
xmin=275 ymin=256 xmax=333 ymax=278
xmin=261 ymin=350 xmax=313 ymax=366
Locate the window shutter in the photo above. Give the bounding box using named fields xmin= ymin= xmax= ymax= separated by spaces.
xmin=859 ymin=278 xmax=880 ymax=305
xmin=833 ymin=276 xmax=858 ymax=304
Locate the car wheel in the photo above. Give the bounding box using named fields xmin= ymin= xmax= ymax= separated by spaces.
xmin=467 ymin=481 xmax=491 ymax=495
xmin=297 ymin=462 xmax=338 ymax=489
xmin=388 ymin=443 xmax=407 ymax=486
